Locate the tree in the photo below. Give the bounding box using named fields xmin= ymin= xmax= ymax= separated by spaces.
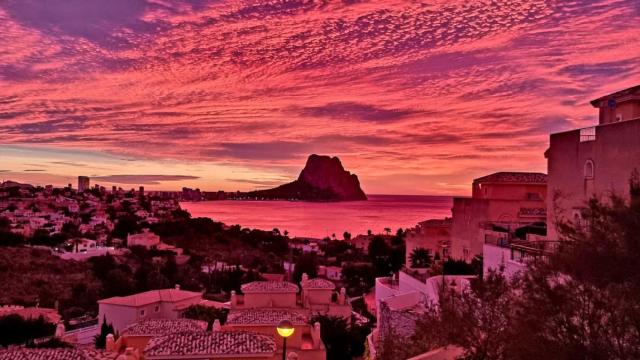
xmin=342 ymin=263 xmax=375 ymax=295
xmin=292 ymin=253 xmax=318 ymax=284
xmin=384 ymin=227 xmax=391 ymax=235
xmin=61 ymin=222 xmax=80 ymax=238
xmin=401 ymin=174 xmax=640 ymax=360
xmin=368 ymin=236 xmax=392 ymax=276
xmin=182 ymin=304 xmax=228 ymax=330
xmin=113 ymin=215 xmax=140 ymax=241
xmin=343 ymin=231 xmax=352 ymax=241
xmin=94 ymin=316 xmax=115 ymax=349
xmin=0 ymin=217 xmax=10 ymax=230
xmin=0 ymin=314 xmax=56 ymax=347
xmin=310 ymin=315 xmax=370 ymax=360
xmin=409 ymin=247 xmax=432 ymax=268
xmin=0 ymin=229 xmax=24 ymax=246
xmin=102 ymin=269 xmax=136 ymax=298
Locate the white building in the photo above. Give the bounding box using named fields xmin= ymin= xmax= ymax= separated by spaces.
xmin=127 ymin=229 xmax=160 ymax=248
xmin=98 ymin=286 xmax=203 ymax=332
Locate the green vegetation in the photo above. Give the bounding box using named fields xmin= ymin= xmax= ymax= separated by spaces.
xmin=368 ymin=232 xmax=405 ymax=277
xmin=380 ymin=177 xmax=640 ymax=360
xmin=409 ymin=247 xmax=432 ymax=268
xmin=0 ymin=314 xmax=56 ymax=347
xmin=94 ymin=316 xmax=115 ymax=349
xmin=292 ymin=253 xmax=318 ymax=284
xmin=310 ymin=315 xmax=372 ymax=360
xmin=151 ymin=217 xmax=289 ymax=271
xmin=0 ymin=248 xmax=100 ymax=314
xmin=182 ymin=304 xmax=228 ymax=330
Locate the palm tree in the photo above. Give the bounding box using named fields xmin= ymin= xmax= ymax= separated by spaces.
xmin=72 ymin=238 xmax=84 ymax=253
xmin=384 ymin=227 xmax=391 ymax=236
xmin=409 ymin=247 xmax=432 ymax=268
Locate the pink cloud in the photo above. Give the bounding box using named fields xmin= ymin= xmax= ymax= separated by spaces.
xmin=0 ymin=0 xmax=638 ymax=194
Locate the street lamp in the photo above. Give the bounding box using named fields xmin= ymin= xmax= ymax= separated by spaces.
xmin=277 ymin=319 xmax=294 ymax=360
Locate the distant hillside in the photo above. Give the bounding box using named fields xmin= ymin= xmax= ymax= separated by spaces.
xmin=248 ymin=154 xmax=367 ymax=201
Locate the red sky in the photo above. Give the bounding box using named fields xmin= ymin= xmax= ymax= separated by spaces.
xmin=0 ymin=0 xmax=639 ymax=195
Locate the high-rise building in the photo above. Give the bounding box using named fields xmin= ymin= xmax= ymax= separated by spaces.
xmin=78 ymin=176 xmax=90 ymax=193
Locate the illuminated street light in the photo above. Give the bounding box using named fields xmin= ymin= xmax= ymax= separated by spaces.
xmin=277 ymin=319 xmax=295 ymax=360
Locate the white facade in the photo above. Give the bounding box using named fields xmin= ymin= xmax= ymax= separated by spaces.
xmin=127 ymin=229 xmax=160 ymax=248
xmin=98 ymin=287 xmax=203 ymax=332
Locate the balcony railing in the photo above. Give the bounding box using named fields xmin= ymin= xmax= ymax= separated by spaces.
xmin=579 ymin=126 xmax=596 ymax=142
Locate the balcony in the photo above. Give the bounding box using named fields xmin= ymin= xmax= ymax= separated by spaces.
xmin=509 ymin=240 xmax=568 ymax=263
xmin=579 ymin=126 xmax=596 ymax=142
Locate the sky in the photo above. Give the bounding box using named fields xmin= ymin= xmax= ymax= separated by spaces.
xmin=0 ymin=0 xmax=639 ymax=195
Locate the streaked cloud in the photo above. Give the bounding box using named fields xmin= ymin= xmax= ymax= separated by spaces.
xmin=92 ymin=175 xmax=200 ymax=185
xmin=0 ymin=0 xmax=638 ymax=194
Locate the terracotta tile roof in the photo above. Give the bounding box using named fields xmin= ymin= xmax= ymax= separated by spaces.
xmin=226 ymin=309 xmax=308 ymax=325
xmin=123 ymin=319 xmax=207 ymax=336
xmin=0 ymin=348 xmax=114 ymax=360
xmin=144 ymin=331 xmax=276 ymax=358
xmin=98 ymin=288 xmax=202 ymax=307
xmin=473 ymin=172 xmax=547 ymax=184
xmin=240 ymin=281 xmax=298 ymax=293
xmin=302 ymin=278 xmax=335 ymax=290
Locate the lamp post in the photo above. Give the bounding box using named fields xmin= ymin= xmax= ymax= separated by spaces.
xmin=277 ymin=319 xmax=294 ymax=360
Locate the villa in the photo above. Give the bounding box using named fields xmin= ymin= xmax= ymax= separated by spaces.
xmin=98 ymin=285 xmax=203 ymax=332
xmin=404 ymin=218 xmax=452 ymax=268
xmin=450 ymin=172 xmax=548 ymax=261
xmin=546 ymin=85 xmax=640 ymax=239
xmin=126 ymin=229 xmax=160 ymax=248
xmin=483 ymin=85 xmax=640 ymax=279
xmin=223 ymin=275 xmax=352 ymax=360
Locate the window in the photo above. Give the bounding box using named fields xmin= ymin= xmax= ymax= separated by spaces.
xmin=154 ymin=305 xmax=160 ymax=313
xmin=584 ymin=160 xmax=594 ymax=179
xmin=616 ymin=114 xmax=623 ymax=122
xmin=140 ymin=309 xmax=146 ymax=317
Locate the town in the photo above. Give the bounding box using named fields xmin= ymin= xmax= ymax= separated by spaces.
xmin=1 ymin=85 xmax=639 ymax=359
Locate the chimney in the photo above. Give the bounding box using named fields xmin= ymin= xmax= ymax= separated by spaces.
xmin=301 ymin=273 xmax=309 ymax=286
xmin=230 ymin=290 xmax=237 ymax=307
xmin=212 ymin=319 xmax=221 ymax=331
xmin=175 ymin=284 xmax=180 ymax=290
xmin=54 ymin=323 xmax=65 ymax=338
xmin=338 ymin=287 xmax=346 ymax=305
xmin=105 ymin=334 xmax=115 ymax=352
xmin=312 ymin=322 xmax=322 ymax=348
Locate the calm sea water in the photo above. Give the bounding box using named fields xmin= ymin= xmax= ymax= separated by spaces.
xmin=181 ymin=195 xmax=452 ymax=239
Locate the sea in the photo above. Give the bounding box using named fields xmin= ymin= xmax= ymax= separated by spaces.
xmin=181 ymin=194 xmax=453 ymax=239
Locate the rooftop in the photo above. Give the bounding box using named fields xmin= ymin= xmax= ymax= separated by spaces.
xmin=0 ymin=348 xmax=113 ymax=360
xmin=144 ymin=331 xmax=276 ymax=358
xmin=226 ymin=309 xmax=308 ymax=325
xmin=474 ymin=172 xmax=547 ymax=184
xmin=417 ymin=218 xmax=452 ymax=227
xmin=122 ymin=319 xmax=207 ymax=336
xmin=302 ymin=278 xmax=336 ymax=290
xmin=590 ymin=84 xmax=640 ymax=106
xmin=98 ymin=288 xmax=202 ymax=307
xmin=240 ymin=281 xmax=298 ymax=293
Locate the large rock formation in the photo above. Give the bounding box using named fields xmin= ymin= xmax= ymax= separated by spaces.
xmin=248 ymin=154 xmax=367 ymax=201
